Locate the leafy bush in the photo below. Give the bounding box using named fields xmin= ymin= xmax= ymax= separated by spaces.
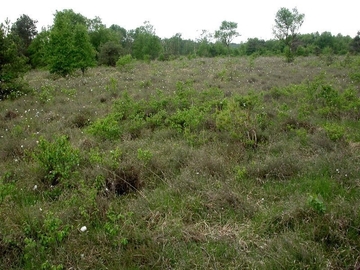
xmin=87 ymin=114 xmax=122 ymax=140
xmin=116 ymin=54 xmax=134 ymax=71
xmin=307 ymin=194 xmax=326 ymax=214
xmin=323 ymin=123 xmax=345 ymax=141
xmin=33 ymin=136 xmax=80 ymax=185
xmin=23 ymin=211 xmax=70 ymax=268
xmin=98 ymin=41 xmax=123 ymax=66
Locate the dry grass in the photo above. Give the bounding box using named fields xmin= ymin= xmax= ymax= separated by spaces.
xmin=1 ymin=55 xmax=360 ymax=269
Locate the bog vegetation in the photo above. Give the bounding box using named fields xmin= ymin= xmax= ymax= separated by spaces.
xmin=1 ymin=7 xmax=360 ymax=270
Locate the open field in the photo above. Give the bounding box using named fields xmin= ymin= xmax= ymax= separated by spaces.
xmin=1 ymin=55 xmax=360 ymax=269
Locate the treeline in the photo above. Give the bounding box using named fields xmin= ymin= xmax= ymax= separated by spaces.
xmin=1 ymin=9 xmax=360 ymax=98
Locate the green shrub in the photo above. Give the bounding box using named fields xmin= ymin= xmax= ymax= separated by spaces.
xmin=307 ymin=194 xmax=326 ymax=214
xmin=284 ymin=46 xmax=295 ymax=63
xmin=23 ymin=211 xmax=70 ymax=268
xmin=33 ymin=136 xmax=80 ymax=185
xmin=87 ymin=114 xmax=122 ymax=140
xmin=116 ymin=54 xmax=134 ymax=71
xmin=323 ymin=123 xmax=345 ymax=141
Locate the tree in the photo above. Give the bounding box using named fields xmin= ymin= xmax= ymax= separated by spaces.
xmin=11 ymin=14 xmax=38 ymax=56
xmin=214 ymin=21 xmax=240 ymax=49
xmin=0 ymin=21 xmax=28 ymax=99
xmin=246 ymin=38 xmax=266 ymax=55
xmin=350 ymin=31 xmax=360 ymax=54
xmin=27 ymin=27 xmax=50 ymax=68
xmin=73 ymin=24 xmax=96 ymax=75
xmin=47 ymin=10 xmax=95 ymax=76
xmin=196 ymin=30 xmax=213 ymax=57
xmin=131 ymin=21 xmax=162 ymax=60
xmin=88 ymin=18 xmax=123 ymax=53
xmin=273 ymin=7 xmax=304 ymax=61
xmin=98 ymin=41 xmax=123 ymax=66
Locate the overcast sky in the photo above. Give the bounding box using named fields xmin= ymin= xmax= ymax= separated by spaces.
xmin=1 ymin=0 xmax=359 ymax=42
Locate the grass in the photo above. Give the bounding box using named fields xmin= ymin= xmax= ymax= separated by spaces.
xmin=1 ymin=55 xmax=360 ymax=269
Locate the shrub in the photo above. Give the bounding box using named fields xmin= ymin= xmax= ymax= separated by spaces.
xmin=33 ymin=136 xmax=80 ymax=185
xmin=87 ymin=114 xmax=122 ymax=140
xmin=323 ymin=123 xmax=345 ymax=141
xmin=116 ymin=54 xmax=134 ymax=71
xmin=98 ymin=41 xmax=123 ymax=66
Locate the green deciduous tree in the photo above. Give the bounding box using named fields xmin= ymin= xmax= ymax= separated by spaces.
xmin=27 ymin=27 xmax=50 ymax=68
xmin=214 ymin=21 xmax=240 ymax=50
xmin=47 ymin=10 xmax=95 ymax=76
xmin=196 ymin=29 xmax=213 ymax=57
xmin=88 ymin=18 xmax=123 ymax=54
xmin=73 ymin=24 xmax=96 ymax=75
xmin=98 ymin=41 xmax=123 ymax=66
xmin=273 ymin=7 xmax=304 ymax=62
xmin=131 ymin=21 xmax=162 ymax=60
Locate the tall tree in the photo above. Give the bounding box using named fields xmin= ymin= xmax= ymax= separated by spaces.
xmin=131 ymin=21 xmax=162 ymax=60
xmin=47 ymin=10 xmax=95 ymax=76
xmin=73 ymin=24 xmax=96 ymax=75
xmin=0 ymin=21 xmax=28 ymax=99
xmin=350 ymin=31 xmax=360 ymax=54
xmin=98 ymin=41 xmax=123 ymax=66
xmin=27 ymin=27 xmax=50 ymax=68
xmin=11 ymin=14 xmax=38 ymax=55
xmin=196 ymin=30 xmax=213 ymax=57
xmin=214 ymin=21 xmax=240 ymax=49
xmin=273 ymin=7 xmax=305 ymax=61
xmin=88 ymin=18 xmax=123 ymax=53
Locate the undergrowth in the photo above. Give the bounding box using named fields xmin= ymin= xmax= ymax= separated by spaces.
xmin=1 ymin=56 xmax=360 ymax=269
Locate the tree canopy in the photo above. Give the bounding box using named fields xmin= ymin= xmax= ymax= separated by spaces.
xmin=11 ymin=14 xmax=38 ymax=56
xmin=0 ymin=22 xmax=28 ymax=99
xmin=214 ymin=21 xmax=240 ymax=49
xmin=47 ymin=9 xmax=95 ymax=76
xmin=273 ymin=7 xmax=305 ymax=44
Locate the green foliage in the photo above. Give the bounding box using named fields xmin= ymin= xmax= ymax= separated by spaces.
xmin=88 ymin=18 xmax=123 ymax=52
xmin=350 ymin=31 xmax=360 ymax=54
xmin=0 ymin=22 xmax=29 ymax=100
xmin=273 ymin=7 xmax=305 ymax=59
xmin=137 ymin=148 xmax=153 ymax=165
xmin=98 ymin=41 xmax=123 ymax=66
xmin=33 ymin=136 xmax=80 ymax=184
xmin=105 ymin=77 xmax=118 ymax=94
xmin=87 ymin=114 xmax=122 ymax=140
xmin=116 ymin=54 xmax=134 ymax=71
xmin=38 ymin=84 xmax=55 ymax=103
xmin=47 ymin=10 xmax=95 ymax=76
xmin=11 ymin=14 xmax=38 ymax=56
xmin=307 ymin=194 xmax=326 ymax=214
xmin=104 ymin=208 xmax=131 ymax=246
xmin=23 ymin=211 xmax=70 ymax=268
xmin=284 ymin=45 xmax=295 ymax=63
xmin=73 ymin=24 xmax=96 ymax=75
xmin=2 ymin=57 xmax=360 ymax=269
xmin=215 ymin=94 xmax=259 ymax=146
xmin=28 ymin=29 xmax=50 ymax=68
xmin=131 ymin=21 xmax=162 ymax=60
xmin=0 ymin=175 xmax=16 ymax=204
xmin=323 ymin=123 xmax=345 ymax=141
xmin=214 ymin=21 xmax=240 ymax=49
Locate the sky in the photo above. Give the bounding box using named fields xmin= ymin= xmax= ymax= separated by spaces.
xmin=1 ymin=0 xmax=359 ymax=43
